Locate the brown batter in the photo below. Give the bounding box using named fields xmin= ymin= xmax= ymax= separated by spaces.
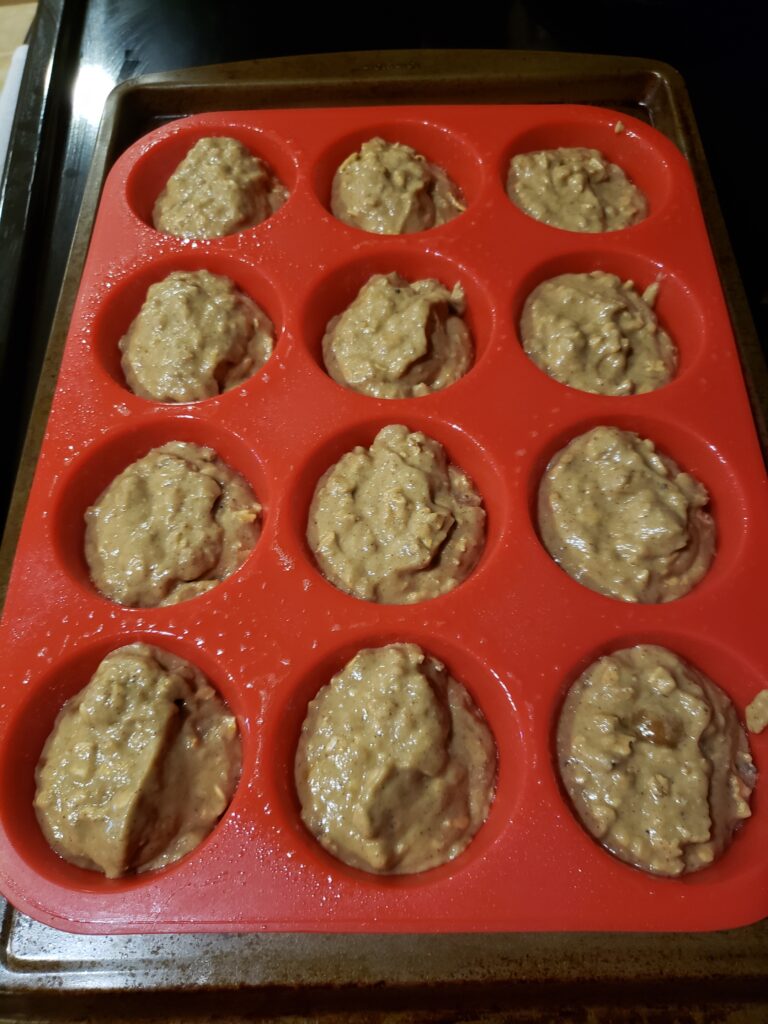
xmin=85 ymin=442 xmax=260 ymax=608
xmin=331 ymin=137 xmax=465 ymax=234
xmin=295 ymin=643 xmax=497 ymax=874
xmin=746 ymin=691 xmax=768 ymax=734
xmin=306 ymin=425 xmax=485 ymax=604
xmin=152 ymin=136 xmax=287 ymax=239
xmin=558 ymin=645 xmax=755 ymax=876
xmin=538 ymin=426 xmax=715 ymax=602
xmin=322 ymin=273 xmax=473 ymax=398
xmin=34 ymin=643 xmax=241 ymax=878
xmin=507 ymin=147 xmax=647 ymax=232
xmin=520 ymin=272 xmax=676 ymax=395
xmin=120 ymin=270 xmax=274 ymax=403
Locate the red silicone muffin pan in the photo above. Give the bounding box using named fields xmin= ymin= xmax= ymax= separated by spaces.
xmin=1 ymin=105 xmax=767 ymax=935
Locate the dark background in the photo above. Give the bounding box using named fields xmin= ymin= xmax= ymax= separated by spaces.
xmin=1 ymin=0 xmax=765 ymax=524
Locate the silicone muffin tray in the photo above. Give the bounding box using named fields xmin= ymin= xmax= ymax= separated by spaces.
xmin=0 ymin=104 xmax=767 ymax=936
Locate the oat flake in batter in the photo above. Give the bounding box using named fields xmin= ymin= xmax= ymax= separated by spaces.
xmin=558 ymin=644 xmax=755 ymax=876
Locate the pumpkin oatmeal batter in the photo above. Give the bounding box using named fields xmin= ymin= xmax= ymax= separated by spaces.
xmin=322 ymin=272 xmax=473 ymax=398
xmin=558 ymin=644 xmax=755 ymax=876
xmin=295 ymin=643 xmax=497 ymax=874
xmin=34 ymin=643 xmax=241 ymax=878
xmin=120 ymin=269 xmax=274 ymax=403
xmin=85 ymin=442 xmax=260 ymax=608
xmin=507 ymin=147 xmax=647 ymax=232
xmin=152 ymin=136 xmax=287 ymax=239
xmin=538 ymin=426 xmax=715 ymax=602
xmin=307 ymin=425 xmax=485 ymax=604
xmin=520 ymin=272 xmax=676 ymax=395
xmin=746 ymin=691 xmax=768 ymax=734
xmin=331 ymin=137 xmax=465 ymax=234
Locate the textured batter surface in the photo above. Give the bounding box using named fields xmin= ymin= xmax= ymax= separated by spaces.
xmin=558 ymin=644 xmax=755 ymax=876
xmin=520 ymin=272 xmax=676 ymax=395
xmin=85 ymin=442 xmax=260 ymax=607
xmin=746 ymin=691 xmax=768 ymax=734
xmin=120 ymin=270 xmax=274 ymax=403
xmin=331 ymin=137 xmax=465 ymax=234
xmin=34 ymin=643 xmax=241 ymax=878
xmin=507 ymin=147 xmax=647 ymax=232
xmin=538 ymin=426 xmax=715 ymax=602
xmin=322 ymin=272 xmax=473 ymax=398
xmin=296 ymin=643 xmax=497 ymax=874
xmin=307 ymin=425 xmax=485 ymax=604
xmin=152 ymin=136 xmax=287 ymax=239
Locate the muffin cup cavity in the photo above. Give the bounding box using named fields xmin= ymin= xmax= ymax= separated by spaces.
xmin=260 ymin=631 xmax=525 ymax=888
xmin=512 ymin=250 xmax=706 ymax=386
xmin=501 ymin=108 xmax=675 ymax=230
xmin=0 ymin=632 xmax=249 ymax=892
xmin=551 ymin=634 xmax=761 ymax=885
xmin=91 ymin=251 xmax=285 ymax=400
xmin=50 ymin=416 xmax=270 ymax=604
xmin=313 ymin=119 xmax=484 ymax=230
xmin=530 ymin=415 xmax=750 ymax=602
xmin=289 ymin=415 xmax=509 ymax=602
xmin=125 ymin=121 xmax=298 ymax=234
xmin=302 ymin=249 xmax=495 ymax=390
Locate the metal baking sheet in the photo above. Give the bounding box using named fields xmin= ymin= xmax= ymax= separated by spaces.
xmin=2 ymin=48 xmax=767 ymax=1021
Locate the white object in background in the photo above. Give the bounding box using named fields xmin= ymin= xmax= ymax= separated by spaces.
xmin=0 ymin=44 xmax=30 ymax=179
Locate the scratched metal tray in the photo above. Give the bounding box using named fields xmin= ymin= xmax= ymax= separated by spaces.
xmin=1 ymin=49 xmax=767 ymax=1022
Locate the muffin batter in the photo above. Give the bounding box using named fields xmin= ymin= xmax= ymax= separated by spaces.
xmin=746 ymin=691 xmax=768 ymax=734
xmin=34 ymin=643 xmax=241 ymax=878
xmin=520 ymin=272 xmax=676 ymax=395
xmin=307 ymin=424 xmax=485 ymax=604
xmin=295 ymin=643 xmax=497 ymax=874
xmin=120 ymin=269 xmax=274 ymax=403
xmin=331 ymin=137 xmax=465 ymax=234
xmin=507 ymin=147 xmax=647 ymax=232
xmin=85 ymin=442 xmax=260 ymax=607
xmin=322 ymin=272 xmax=473 ymax=398
xmin=538 ymin=426 xmax=715 ymax=602
xmin=152 ymin=136 xmax=287 ymax=239
xmin=558 ymin=644 xmax=755 ymax=876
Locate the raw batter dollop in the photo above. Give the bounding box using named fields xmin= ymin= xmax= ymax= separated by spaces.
xmin=520 ymin=272 xmax=676 ymax=395
xmin=557 ymin=644 xmax=755 ymax=876
xmin=746 ymin=691 xmax=768 ymax=734
xmin=331 ymin=137 xmax=465 ymax=234
xmin=152 ymin=136 xmax=287 ymax=239
xmin=538 ymin=426 xmax=715 ymax=602
xmin=307 ymin=425 xmax=485 ymax=604
xmin=322 ymin=273 xmax=473 ymax=398
xmin=34 ymin=643 xmax=241 ymax=878
xmin=295 ymin=643 xmax=497 ymax=874
xmin=507 ymin=147 xmax=647 ymax=232
xmin=85 ymin=442 xmax=260 ymax=607
xmin=120 ymin=270 xmax=274 ymax=403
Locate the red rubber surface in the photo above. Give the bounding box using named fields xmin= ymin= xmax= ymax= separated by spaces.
xmin=0 ymin=105 xmax=766 ymax=934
